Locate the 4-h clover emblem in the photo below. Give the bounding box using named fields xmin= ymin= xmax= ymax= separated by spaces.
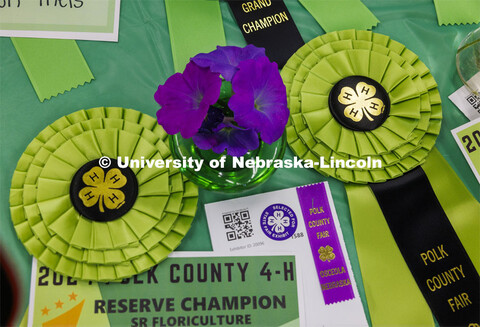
xmin=79 ymin=166 xmax=127 ymax=213
xmin=267 ymin=210 xmax=291 ymax=234
xmin=319 ymin=245 xmax=336 ymax=262
xmin=260 ymin=204 xmax=298 ymax=241
xmin=329 ymin=76 xmax=390 ymax=131
xmin=339 ymin=82 xmax=385 ymax=122
xmin=70 ymin=159 xmax=138 ymax=222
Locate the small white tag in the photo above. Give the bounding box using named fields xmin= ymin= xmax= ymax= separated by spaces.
xmin=449 ymin=72 xmax=480 ymax=121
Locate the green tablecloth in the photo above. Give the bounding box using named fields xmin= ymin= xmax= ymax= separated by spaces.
xmin=1 ymin=0 xmax=479 ymax=325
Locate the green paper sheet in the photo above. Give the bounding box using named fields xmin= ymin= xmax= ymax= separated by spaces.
xmin=26 ymin=254 xmax=301 ymax=327
xmin=11 ymin=38 xmax=94 ymax=102
xmin=165 ymin=0 xmax=226 ymax=72
xmin=433 ymin=0 xmax=480 ymax=25
xmin=299 ymin=0 xmax=379 ymax=33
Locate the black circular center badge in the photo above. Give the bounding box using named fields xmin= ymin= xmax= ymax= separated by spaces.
xmin=70 ymin=158 xmax=138 ymax=222
xmin=328 ymin=76 xmax=390 ymax=131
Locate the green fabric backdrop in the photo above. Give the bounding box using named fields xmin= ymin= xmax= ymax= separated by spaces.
xmin=0 ymin=0 xmax=479 ymax=325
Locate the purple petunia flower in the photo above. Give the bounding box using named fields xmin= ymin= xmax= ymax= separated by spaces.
xmin=212 ymin=122 xmax=259 ymax=156
xmin=197 ymin=106 xmax=224 ymax=134
xmin=191 ymin=106 xmax=224 ymax=150
xmin=155 ymin=62 xmax=222 ymax=139
xmin=193 ymin=120 xmax=259 ymax=157
xmin=192 ymin=45 xmax=266 ymax=82
xmin=228 ymin=57 xmax=289 ymax=144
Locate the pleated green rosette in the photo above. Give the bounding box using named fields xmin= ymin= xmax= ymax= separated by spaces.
xmin=281 ymin=29 xmax=442 ymax=183
xmin=9 ymin=107 xmax=199 ymax=281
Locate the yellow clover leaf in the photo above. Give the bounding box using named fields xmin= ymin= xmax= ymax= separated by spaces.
xmin=338 ymin=82 xmax=385 ymax=123
xmin=79 ymin=167 xmax=127 ymax=213
xmin=318 ymin=245 xmax=336 ymax=262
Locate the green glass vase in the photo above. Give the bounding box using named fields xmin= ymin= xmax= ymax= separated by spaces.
xmin=169 ymin=133 xmax=286 ymax=192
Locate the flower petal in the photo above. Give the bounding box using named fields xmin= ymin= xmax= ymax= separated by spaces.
xmin=192 ymin=132 xmax=218 ymax=151
xmin=210 ymin=123 xmax=260 ymax=157
xmin=192 ymin=45 xmax=267 ymax=82
xmin=229 ymin=57 xmax=289 ymax=144
xmin=197 ymin=106 xmax=224 ymax=134
xmin=155 ymin=62 xmax=222 ymax=139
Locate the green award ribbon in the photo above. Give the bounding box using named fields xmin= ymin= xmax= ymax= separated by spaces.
xmin=281 ymin=30 xmax=441 ymax=184
xmin=11 ymin=38 xmax=94 ymax=102
xmin=299 ymin=0 xmax=379 ymax=33
xmin=282 ymin=30 xmax=479 ymax=325
xmin=433 ymin=0 xmax=480 ymax=26
xmin=165 ymin=0 xmax=226 ymax=72
xmin=347 ymin=148 xmax=480 ymax=325
xmin=9 ymin=107 xmax=199 ymax=282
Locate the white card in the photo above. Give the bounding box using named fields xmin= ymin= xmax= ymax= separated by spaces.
xmin=451 ymin=118 xmax=480 ymax=184
xmin=449 ymin=72 xmax=480 ymax=120
xmin=0 ymin=0 xmax=121 ymax=42
xmin=205 ymin=182 xmax=368 ymax=326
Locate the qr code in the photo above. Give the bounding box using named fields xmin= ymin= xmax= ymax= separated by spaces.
xmin=223 ymin=210 xmax=253 ymax=241
xmin=466 ymin=94 xmax=480 ymax=110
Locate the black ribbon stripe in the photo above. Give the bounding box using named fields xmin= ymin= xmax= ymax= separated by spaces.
xmin=226 ymin=0 xmax=304 ymax=67
xmin=370 ymin=167 xmax=480 ymax=326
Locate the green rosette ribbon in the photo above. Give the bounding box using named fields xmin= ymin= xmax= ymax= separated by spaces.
xmin=9 ymin=107 xmax=198 ymax=282
xmin=282 ymin=30 xmax=480 ymax=326
xmin=282 ymin=29 xmax=441 ymax=184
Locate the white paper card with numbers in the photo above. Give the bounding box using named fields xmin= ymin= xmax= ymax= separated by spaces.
xmin=205 ymin=182 xmax=368 ymax=326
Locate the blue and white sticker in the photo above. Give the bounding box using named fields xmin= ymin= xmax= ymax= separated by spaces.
xmin=260 ymin=204 xmax=297 ymax=241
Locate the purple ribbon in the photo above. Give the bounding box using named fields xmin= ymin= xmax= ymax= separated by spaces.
xmin=296 ymin=183 xmax=355 ymax=305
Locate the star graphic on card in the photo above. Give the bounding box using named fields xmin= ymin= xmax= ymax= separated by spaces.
xmin=68 ymin=292 xmax=78 ymax=301
xmin=55 ymin=299 xmax=64 ymax=309
xmin=41 ymin=306 xmax=50 ymax=316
